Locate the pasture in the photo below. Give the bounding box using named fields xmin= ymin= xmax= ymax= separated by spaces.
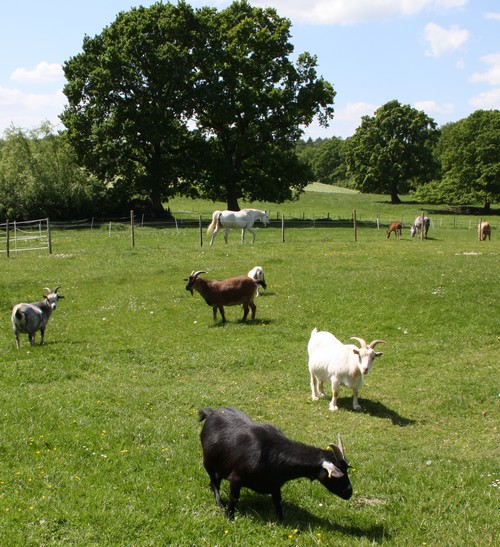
xmin=0 ymin=189 xmax=498 ymax=545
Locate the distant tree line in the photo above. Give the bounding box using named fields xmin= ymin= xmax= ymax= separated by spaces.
xmin=297 ymin=103 xmax=499 ymax=211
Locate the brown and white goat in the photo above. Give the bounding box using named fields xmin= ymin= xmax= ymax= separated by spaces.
xmin=11 ymin=287 xmax=64 ymax=349
xmin=185 ymin=270 xmax=263 ymax=322
xmin=386 ymin=221 xmax=403 ymax=239
xmin=478 ymin=221 xmax=491 ymax=241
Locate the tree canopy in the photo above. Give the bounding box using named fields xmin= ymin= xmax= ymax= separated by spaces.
xmin=413 ymin=109 xmax=500 ymax=210
xmin=61 ymin=0 xmax=335 ymax=212
xmin=346 ymin=100 xmax=439 ymax=203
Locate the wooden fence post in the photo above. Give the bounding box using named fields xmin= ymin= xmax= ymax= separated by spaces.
xmin=199 ymin=215 xmax=203 ymax=247
xmin=281 ymin=213 xmax=285 ymax=242
xmin=47 ymin=217 xmax=52 ymax=254
xmin=6 ymin=219 xmax=9 ymax=257
xmin=130 ymin=210 xmax=135 ymax=248
xmin=353 ymin=209 xmax=357 ymax=242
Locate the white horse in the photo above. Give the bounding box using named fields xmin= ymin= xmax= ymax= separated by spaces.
xmin=207 ymin=208 xmax=269 ymax=245
xmin=410 ymin=216 xmax=430 ymax=238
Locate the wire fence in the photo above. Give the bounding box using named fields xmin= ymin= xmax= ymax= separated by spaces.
xmin=1 ymin=211 xmax=494 ymax=254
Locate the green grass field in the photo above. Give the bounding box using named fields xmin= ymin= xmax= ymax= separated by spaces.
xmin=0 ymin=188 xmax=498 ymax=545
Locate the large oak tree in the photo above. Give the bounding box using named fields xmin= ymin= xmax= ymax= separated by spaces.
xmin=61 ymin=0 xmax=335 ymax=213
xmin=346 ymin=100 xmax=439 ymax=203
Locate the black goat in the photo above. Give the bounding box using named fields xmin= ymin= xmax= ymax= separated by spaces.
xmin=199 ymin=407 xmax=352 ymax=520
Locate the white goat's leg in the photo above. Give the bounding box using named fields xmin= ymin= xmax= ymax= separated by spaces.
xmin=310 ymin=374 xmax=319 ymax=400
xmin=352 ymin=388 xmax=361 ymax=411
xmin=329 ymin=380 xmax=340 ymax=411
xmin=317 ymin=380 xmax=327 ymax=398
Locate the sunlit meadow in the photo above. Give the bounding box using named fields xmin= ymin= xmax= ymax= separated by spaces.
xmin=0 ymin=187 xmax=498 ymax=545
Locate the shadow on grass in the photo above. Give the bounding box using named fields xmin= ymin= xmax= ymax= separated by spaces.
xmin=235 ymin=496 xmax=389 ymax=541
xmin=208 ymin=318 xmax=274 ymax=328
xmin=336 ymin=397 xmax=416 ymax=426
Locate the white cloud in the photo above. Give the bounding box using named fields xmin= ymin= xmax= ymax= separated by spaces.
xmin=469 ymin=88 xmax=500 ymax=109
xmin=250 ymin=0 xmax=468 ymax=25
xmin=11 ymin=62 xmax=64 ymax=83
xmin=414 ymin=100 xmax=455 ymax=116
xmin=469 ymin=53 xmax=500 ymax=86
xmin=485 ymin=12 xmax=500 ymax=21
xmin=423 ymin=22 xmax=469 ymax=57
xmin=0 ymin=87 xmax=66 ymax=134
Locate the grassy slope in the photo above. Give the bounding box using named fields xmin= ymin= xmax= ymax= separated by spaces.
xmin=0 ymin=188 xmax=498 ymax=545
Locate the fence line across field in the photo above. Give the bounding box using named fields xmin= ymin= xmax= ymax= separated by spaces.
xmin=2 ymin=212 xmax=493 ymax=254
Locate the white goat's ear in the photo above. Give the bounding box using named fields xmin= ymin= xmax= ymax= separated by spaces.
xmin=322 ymin=461 xmax=343 ymax=478
xmin=375 ymin=351 xmax=383 ymax=357
xmin=352 ymin=348 xmax=360 ymax=356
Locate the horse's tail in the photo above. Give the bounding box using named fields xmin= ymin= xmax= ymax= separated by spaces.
xmin=207 ymin=211 xmax=221 ymax=235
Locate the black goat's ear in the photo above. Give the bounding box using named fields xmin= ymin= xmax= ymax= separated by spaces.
xmin=322 ymin=461 xmax=343 ymax=478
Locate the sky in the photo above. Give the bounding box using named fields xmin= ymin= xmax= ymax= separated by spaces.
xmin=1 ymin=0 xmax=499 ymax=140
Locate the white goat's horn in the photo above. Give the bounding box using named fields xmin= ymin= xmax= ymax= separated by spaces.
xmin=350 ymin=337 xmax=367 ymax=348
xmin=369 ymin=339 xmax=386 ymax=349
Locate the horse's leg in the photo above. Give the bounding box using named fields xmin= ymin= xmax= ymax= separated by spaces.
xmin=241 ymin=228 xmax=245 ymax=244
xmin=247 ymin=227 xmax=256 ymax=243
xmin=224 ymin=226 xmax=230 ymax=244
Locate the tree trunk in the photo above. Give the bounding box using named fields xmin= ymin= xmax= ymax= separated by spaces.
xmin=390 ymin=192 xmax=401 ymax=204
xmin=484 ymin=201 xmax=491 ymax=213
xmin=225 ymin=181 xmax=240 ymax=211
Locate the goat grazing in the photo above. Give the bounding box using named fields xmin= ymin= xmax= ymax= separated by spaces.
xmin=199 ymin=407 xmax=352 ymax=520
xmin=308 ymin=328 xmax=385 ymax=411
xmin=247 ymin=266 xmax=267 ymax=296
xmin=11 ymin=287 xmax=64 ymax=349
xmin=478 ymin=221 xmax=491 ymax=241
xmin=386 ymin=221 xmax=403 ymax=239
xmin=410 ymin=216 xmax=430 ymax=238
xmin=185 ymin=270 xmax=263 ymax=322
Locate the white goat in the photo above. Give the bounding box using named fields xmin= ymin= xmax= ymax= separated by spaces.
xmin=11 ymin=287 xmax=64 ymax=349
xmin=308 ymin=328 xmax=385 ymax=411
xmin=247 ymin=266 xmax=267 ymax=296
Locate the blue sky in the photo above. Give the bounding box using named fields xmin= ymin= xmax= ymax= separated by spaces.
xmin=1 ymin=0 xmax=499 ymax=139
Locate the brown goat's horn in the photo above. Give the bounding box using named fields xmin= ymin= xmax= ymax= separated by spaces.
xmin=191 ymin=270 xmax=207 ymax=278
xmin=350 ymin=337 xmax=367 ymax=349
xmin=369 ymin=339 xmax=386 ymax=349
xmin=42 ymin=287 xmax=51 ymax=294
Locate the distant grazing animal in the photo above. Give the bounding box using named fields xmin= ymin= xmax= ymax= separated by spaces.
xmin=207 ymin=208 xmax=269 ymax=245
xmin=247 ymin=266 xmax=267 ymax=296
xmin=199 ymin=407 xmax=352 ymax=520
xmin=410 ymin=216 xmax=430 ymax=238
xmin=308 ymin=328 xmax=385 ymax=411
xmin=11 ymin=287 xmax=64 ymax=349
xmin=478 ymin=221 xmax=491 ymax=241
xmin=185 ymin=270 xmax=263 ymax=322
xmin=386 ymin=221 xmax=403 ymax=239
